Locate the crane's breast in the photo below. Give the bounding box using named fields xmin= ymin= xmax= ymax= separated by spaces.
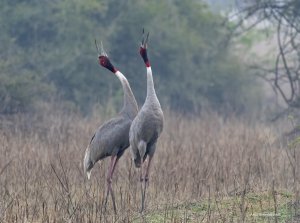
xmin=134 ymin=112 xmax=163 ymax=144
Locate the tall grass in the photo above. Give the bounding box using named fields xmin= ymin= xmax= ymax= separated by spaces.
xmin=0 ymin=107 xmax=299 ymax=222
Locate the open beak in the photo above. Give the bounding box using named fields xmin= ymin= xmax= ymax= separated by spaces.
xmin=95 ymin=39 xmax=107 ymax=57
xmin=141 ymin=28 xmax=149 ymax=49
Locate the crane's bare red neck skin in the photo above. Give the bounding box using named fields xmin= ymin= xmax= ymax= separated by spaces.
xmin=140 ymin=47 xmax=150 ymax=67
xmin=99 ymin=55 xmax=118 ymax=73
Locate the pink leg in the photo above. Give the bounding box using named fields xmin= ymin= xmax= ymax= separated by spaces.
xmin=110 ymin=156 xmax=119 ymax=181
xmin=104 ymin=155 xmax=118 ymax=214
xmin=140 ymin=155 xmax=154 ymax=212
xmin=140 ymin=161 xmax=146 ymax=213
xmin=144 ymin=155 xmax=153 ymax=182
xmin=140 ymin=162 xmax=144 ymax=182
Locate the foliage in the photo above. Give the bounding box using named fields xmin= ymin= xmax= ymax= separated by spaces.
xmin=0 ymin=0 xmax=260 ymax=114
xmin=234 ymin=0 xmax=300 ymax=117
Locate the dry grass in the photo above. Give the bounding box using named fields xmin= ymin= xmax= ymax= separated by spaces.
xmin=0 ymin=107 xmax=300 ymax=222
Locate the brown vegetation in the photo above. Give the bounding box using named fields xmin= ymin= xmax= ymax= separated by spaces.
xmin=0 ymin=107 xmax=299 ymax=222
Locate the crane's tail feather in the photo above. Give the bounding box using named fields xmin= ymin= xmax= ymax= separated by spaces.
xmin=83 ymin=145 xmax=93 ymax=179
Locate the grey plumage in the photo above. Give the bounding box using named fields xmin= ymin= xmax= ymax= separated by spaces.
xmin=83 ymin=50 xmax=138 ymax=213
xmin=84 ymin=115 xmax=131 ymax=174
xmin=84 ymin=71 xmax=138 ymax=178
xmin=129 ymin=67 xmax=164 ymax=167
xmin=83 ymin=41 xmax=139 ymax=214
xmin=129 ymin=31 xmax=164 ymax=212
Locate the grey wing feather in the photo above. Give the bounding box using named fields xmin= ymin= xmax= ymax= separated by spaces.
xmin=89 ymin=116 xmax=132 ymax=164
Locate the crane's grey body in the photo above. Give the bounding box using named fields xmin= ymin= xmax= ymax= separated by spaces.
xmin=84 ymin=71 xmax=138 ymax=178
xmin=130 ymin=67 xmax=164 ymax=168
xmin=85 ymin=115 xmax=131 ymax=166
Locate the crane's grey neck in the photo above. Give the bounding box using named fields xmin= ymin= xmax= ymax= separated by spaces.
xmin=145 ymin=67 xmax=159 ymax=103
xmin=115 ymin=71 xmax=138 ymax=120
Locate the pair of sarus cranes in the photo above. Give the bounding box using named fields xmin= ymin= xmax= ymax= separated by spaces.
xmin=83 ymin=30 xmax=164 ymax=214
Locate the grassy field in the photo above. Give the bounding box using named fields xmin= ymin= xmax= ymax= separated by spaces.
xmin=0 ymin=108 xmax=300 ymax=222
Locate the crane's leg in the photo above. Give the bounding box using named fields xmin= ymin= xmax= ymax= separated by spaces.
xmin=137 ymin=141 xmax=147 ymax=213
xmin=104 ymin=155 xmax=118 ymax=215
xmin=144 ymin=154 xmax=153 ymax=182
xmin=139 ymin=161 xmax=144 ymax=182
xmin=140 ymin=161 xmax=146 ymax=213
xmin=140 ymin=154 xmax=154 ymax=213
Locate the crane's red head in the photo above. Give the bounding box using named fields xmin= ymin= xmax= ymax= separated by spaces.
xmin=95 ymin=40 xmax=117 ymax=73
xmin=99 ymin=55 xmax=117 ymax=73
xmin=140 ymin=29 xmax=150 ymax=67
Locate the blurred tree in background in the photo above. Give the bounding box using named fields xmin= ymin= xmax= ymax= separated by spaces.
xmin=0 ymin=0 xmax=261 ymax=115
xmin=233 ymin=0 xmax=300 ymax=119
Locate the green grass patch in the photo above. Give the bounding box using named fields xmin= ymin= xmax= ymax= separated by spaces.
xmin=132 ymin=191 xmax=297 ymax=222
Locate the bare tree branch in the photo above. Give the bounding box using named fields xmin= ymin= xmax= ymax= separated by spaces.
xmin=232 ymin=0 xmax=300 ymax=117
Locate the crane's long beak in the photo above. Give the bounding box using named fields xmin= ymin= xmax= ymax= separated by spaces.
xmin=95 ymin=39 xmax=108 ymax=57
xmin=141 ymin=29 xmax=150 ymax=48
xmin=95 ymin=39 xmax=100 ymax=56
xmin=100 ymin=41 xmax=107 ymax=56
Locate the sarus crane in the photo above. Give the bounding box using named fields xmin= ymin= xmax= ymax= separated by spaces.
xmin=83 ymin=41 xmax=138 ymax=214
xmin=129 ymin=30 xmax=164 ymax=212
